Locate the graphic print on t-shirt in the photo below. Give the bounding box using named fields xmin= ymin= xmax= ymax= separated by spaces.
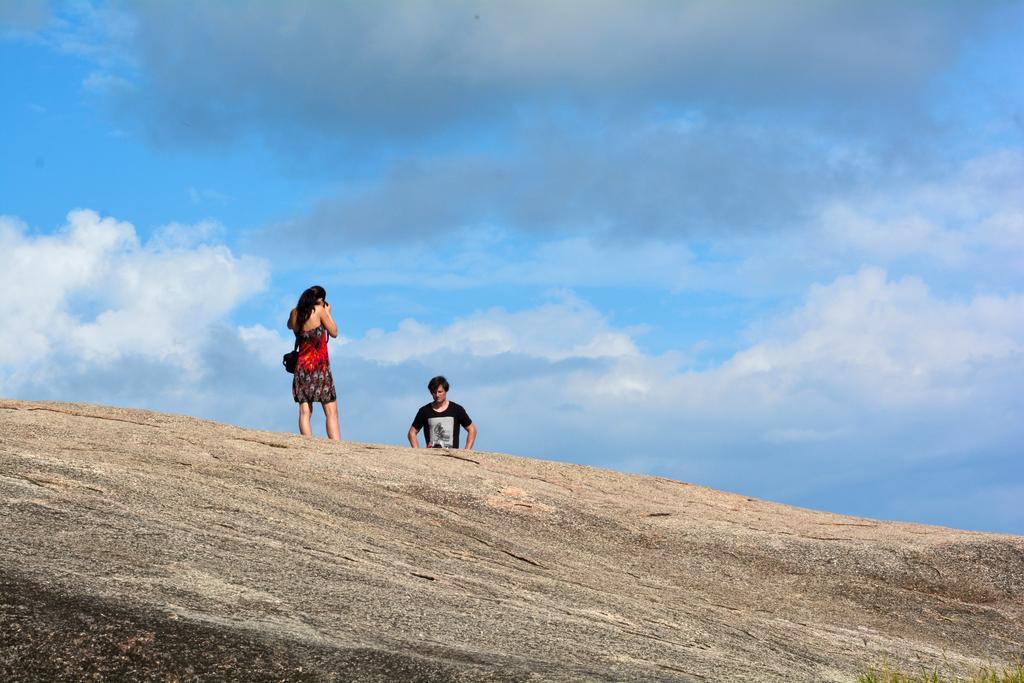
xmin=428 ymin=417 xmax=454 ymax=448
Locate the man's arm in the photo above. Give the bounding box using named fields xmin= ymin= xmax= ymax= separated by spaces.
xmin=464 ymin=422 xmax=477 ymax=450
xmin=407 ymin=425 xmax=420 ymax=448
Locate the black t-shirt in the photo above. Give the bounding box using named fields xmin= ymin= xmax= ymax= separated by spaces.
xmin=411 ymin=402 xmax=473 ymax=449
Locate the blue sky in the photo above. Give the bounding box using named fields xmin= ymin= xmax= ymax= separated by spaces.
xmin=2 ymin=1 xmax=1022 ymax=534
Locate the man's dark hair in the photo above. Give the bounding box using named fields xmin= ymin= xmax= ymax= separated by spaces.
xmin=428 ymin=375 xmax=449 ymax=392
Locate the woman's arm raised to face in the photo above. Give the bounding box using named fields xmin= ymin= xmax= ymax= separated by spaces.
xmin=320 ymin=302 xmax=339 ymax=338
xmin=287 ymin=308 xmax=298 ymax=331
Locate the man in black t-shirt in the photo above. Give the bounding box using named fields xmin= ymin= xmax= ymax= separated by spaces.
xmin=407 ymin=375 xmax=476 ymax=449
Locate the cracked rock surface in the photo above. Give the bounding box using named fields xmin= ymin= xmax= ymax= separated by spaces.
xmin=1 ymin=399 xmax=1022 ymax=681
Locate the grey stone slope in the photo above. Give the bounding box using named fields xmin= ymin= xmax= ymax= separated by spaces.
xmin=1 ymin=399 xmax=1022 ymax=682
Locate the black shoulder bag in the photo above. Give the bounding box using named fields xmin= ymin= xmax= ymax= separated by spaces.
xmin=282 ymin=334 xmax=299 ymax=374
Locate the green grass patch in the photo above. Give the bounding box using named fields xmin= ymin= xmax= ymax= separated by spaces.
xmin=859 ymin=662 xmax=1024 ymax=683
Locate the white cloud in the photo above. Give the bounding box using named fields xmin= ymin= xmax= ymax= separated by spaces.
xmin=81 ymin=70 xmax=133 ymax=94
xmin=0 ymin=210 xmax=269 ymax=377
xmin=150 ymin=218 xmax=226 ymax=249
xmin=814 ymin=149 xmax=1024 ymax=276
xmin=237 ymin=324 xmax=294 ymax=368
xmin=714 ymin=267 xmax=1023 ymax=409
xmin=0 ymin=210 xmax=136 ymax=364
xmin=339 ymin=294 xmax=640 ymax=364
xmin=186 ymin=187 xmax=230 ymax=207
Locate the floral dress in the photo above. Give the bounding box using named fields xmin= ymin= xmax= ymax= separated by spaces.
xmin=292 ymin=325 xmax=337 ymax=404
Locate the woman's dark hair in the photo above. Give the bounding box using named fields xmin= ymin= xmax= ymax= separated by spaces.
xmin=294 ymin=285 xmax=326 ymax=334
xmin=428 ymin=376 xmax=449 ymax=392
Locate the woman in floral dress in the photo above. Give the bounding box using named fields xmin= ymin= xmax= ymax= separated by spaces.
xmin=287 ymin=285 xmax=340 ymax=440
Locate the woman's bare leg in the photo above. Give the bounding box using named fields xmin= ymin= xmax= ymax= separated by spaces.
xmin=323 ymin=401 xmax=340 ymax=441
xmin=298 ymin=401 xmax=313 ymax=436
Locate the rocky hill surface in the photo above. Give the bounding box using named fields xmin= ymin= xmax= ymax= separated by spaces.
xmin=1 ymin=399 xmax=1022 ymax=681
